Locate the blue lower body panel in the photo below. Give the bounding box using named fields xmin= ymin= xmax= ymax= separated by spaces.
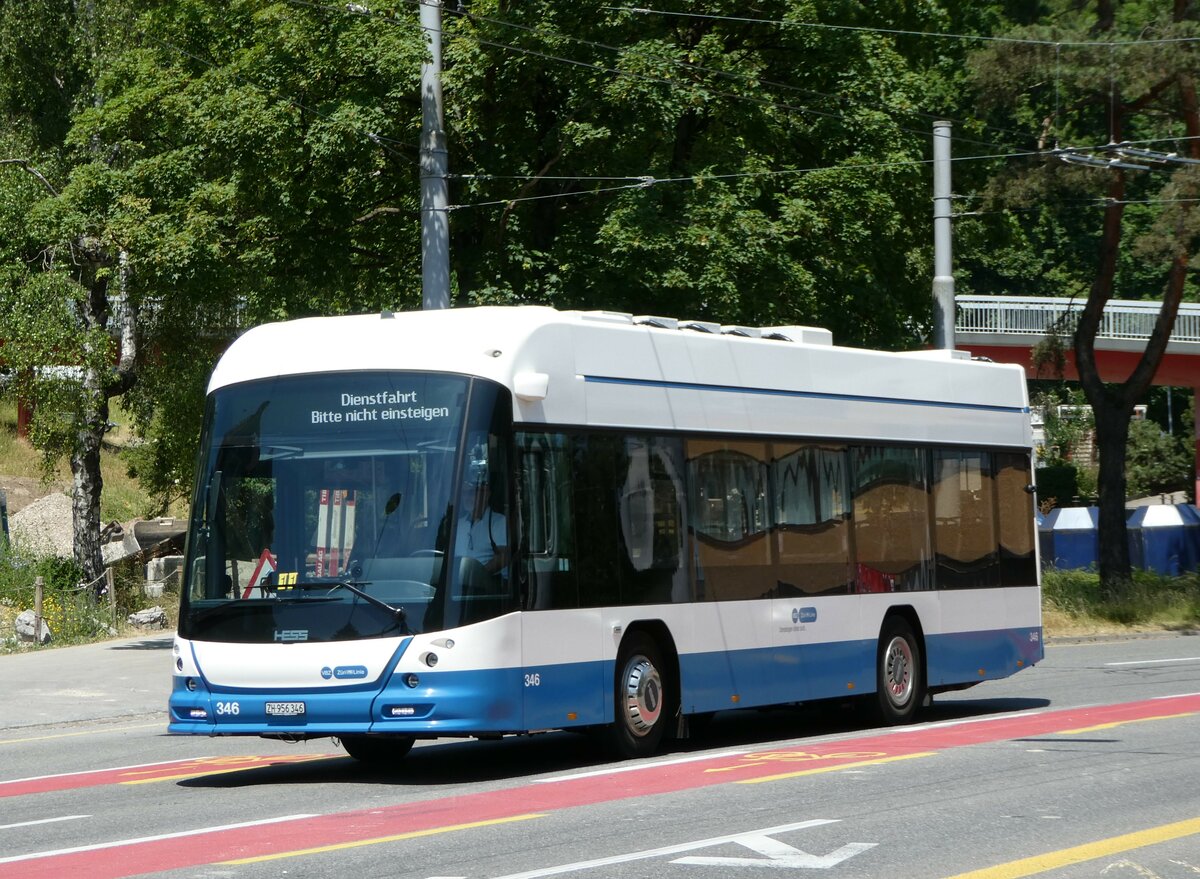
xmin=168 ymin=625 xmax=1043 ymax=738
xmin=925 ymin=627 xmax=1043 ymax=687
xmin=676 ymin=627 xmax=1040 ymax=715
xmin=169 ymin=667 xmax=526 ymax=737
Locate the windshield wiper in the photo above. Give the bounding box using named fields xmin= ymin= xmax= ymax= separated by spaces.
xmin=260 ymin=444 xmax=304 ymax=460
xmin=331 ymin=580 xmax=411 ymax=635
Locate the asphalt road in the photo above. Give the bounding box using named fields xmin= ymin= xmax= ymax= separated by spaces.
xmin=1 ymin=632 xmax=1198 ymax=878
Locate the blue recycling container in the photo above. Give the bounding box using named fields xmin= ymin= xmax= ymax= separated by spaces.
xmin=1126 ymin=505 xmax=1200 ymax=576
xmin=1038 ymin=506 xmax=1100 ymax=570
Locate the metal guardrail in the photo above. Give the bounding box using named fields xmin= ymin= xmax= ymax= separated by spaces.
xmin=955 ymin=295 xmax=1200 ymax=344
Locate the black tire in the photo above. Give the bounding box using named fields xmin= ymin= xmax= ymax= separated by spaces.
xmin=610 ymin=632 xmax=672 ymax=758
xmin=340 ymin=735 xmax=415 ymax=764
xmin=876 ymin=616 xmax=924 ymax=725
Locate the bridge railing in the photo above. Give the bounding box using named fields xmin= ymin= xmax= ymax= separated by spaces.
xmin=955 ymin=295 xmax=1200 ymax=344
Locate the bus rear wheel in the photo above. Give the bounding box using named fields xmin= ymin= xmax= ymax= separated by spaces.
xmin=610 ymin=632 xmax=671 ymax=758
xmin=340 ymin=735 xmax=415 ymax=764
xmin=876 ymin=616 xmax=924 ymax=725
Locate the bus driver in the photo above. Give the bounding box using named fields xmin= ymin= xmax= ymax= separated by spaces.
xmin=454 ymin=459 xmax=508 ymax=575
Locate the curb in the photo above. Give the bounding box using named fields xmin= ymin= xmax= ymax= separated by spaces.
xmin=1046 ymin=628 xmax=1200 ymax=646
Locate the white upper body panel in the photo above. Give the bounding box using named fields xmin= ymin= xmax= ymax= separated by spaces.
xmin=208 ymin=306 xmax=1032 ymax=449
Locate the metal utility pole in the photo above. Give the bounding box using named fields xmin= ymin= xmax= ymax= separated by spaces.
xmin=932 ymin=120 xmax=955 ymax=350
xmin=420 ymin=0 xmax=451 ymax=310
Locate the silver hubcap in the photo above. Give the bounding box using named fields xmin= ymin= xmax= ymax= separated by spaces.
xmin=621 ymin=656 xmax=663 ymax=736
xmin=884 ymin=636 xmax=914 ymax=707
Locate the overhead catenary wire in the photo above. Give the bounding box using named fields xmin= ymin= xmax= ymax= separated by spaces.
xmin=956 ymin=197 xmax=1200 ymax=217
xmin=287 ymin=0 xmax=1036 ymax=156
xmin=145 ymin=2 xmax=1200 ymax=213
xmin=421 ymin=0 xmax=1038 ymax=152
xmin=444 ymin=150 xmax=1048 ymax=212
xmin=135 ymin=12 xmax=1034 ymax=212
xmin=606 ymin=6 xmax=1200 ymax=48
xmin=447 ymin=132 xmax=1200 ymax=207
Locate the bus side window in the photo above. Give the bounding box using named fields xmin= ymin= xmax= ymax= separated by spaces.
xmin=686 ymin=440 xmax=773 ymax=601
xmin=933 ymin=449 xmax=999 ymax=588
xmin=996 ymin=452 xmax=1037 ymax=587
xmin=771 ymin=444 xmax=853 ymax=596
xmin=618 ymin=435 xmax=687 ymax=605
xmin=852 ymin=446 xmax=933 ymax=592
xmin=518 ymin=432 xmax=579 ymax=609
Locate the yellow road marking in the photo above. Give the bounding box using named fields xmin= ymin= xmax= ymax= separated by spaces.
xmin=736 ymin=751 xmax=936 ymax=784
xmin=219 ymin=812 xmax=547 ymax=865
xmin=942 ymin=817 xmax=1200 ymax=879
xmin=705 ymin=751 xmax=887 ymax=773
xmin=119 ymin=753 xmax=336 ymax=785
xmin=1056 ymin=712 xmax=1196 ymax=735
xmin=0 ymin=722 xmax=162 ymax=746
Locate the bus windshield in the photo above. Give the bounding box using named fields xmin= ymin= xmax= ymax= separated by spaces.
xmin=179 ymin=371 xmax=516 ymax=643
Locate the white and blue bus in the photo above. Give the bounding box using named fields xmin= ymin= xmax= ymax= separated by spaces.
xmin=170 ymin=306 xmax=1042 ymax=761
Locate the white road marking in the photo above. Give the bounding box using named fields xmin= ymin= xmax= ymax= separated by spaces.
xmin=674 ymin=831 xmax=876 ymax=869
xmin=0 ymin=814 xmax=318 ymax=864
xmin=0 ymin=757 xmax=197 ymax=786
xmin=488 ymin=820 xmax=839 ymax=879
xmin=535 ymin=706 xmax=1054 ymax=785
xmin=1106 ymin=657 xmax=1200 ymax=667
xmin=533 ymin=749 xmax=753 ymax=783
xmin=0 ymin=815 xmax=90 ymax=831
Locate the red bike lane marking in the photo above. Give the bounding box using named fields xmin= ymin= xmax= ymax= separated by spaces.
xmin=3 ymin=692 xmax=1198 ymax=879
xmin=0 ymin=753 xmax=338 ymax=798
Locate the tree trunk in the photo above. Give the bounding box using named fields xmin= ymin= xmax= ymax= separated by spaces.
xmin=72 ymin=374 xmax=107 ymax=589
xmin=1093 ymin=405 xmax=1132 ymax=593
xmin=67 ymin=250 xmax=137 ymax=591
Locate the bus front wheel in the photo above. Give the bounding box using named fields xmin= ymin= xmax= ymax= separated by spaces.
xmin=611 ymin=632 xmax=670 ymax=758
xmin=876 ymin=616 xmax=924 ymax=725
xmin=340 ymin=735 xmax=415 ymax=764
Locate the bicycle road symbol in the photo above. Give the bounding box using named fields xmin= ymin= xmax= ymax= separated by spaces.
xmin=705 ymin=750 xmax=887 ymax=773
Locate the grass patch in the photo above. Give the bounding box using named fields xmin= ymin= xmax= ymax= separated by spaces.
xmin=1043 ymin=568 xmax=1200 ymax=634
xmin=0 ymin=399 xmax=180 ymax=522
xmin=0 ymin=401 xmax=68 ymax=481
xmin=0 ymin=400 xmax=184 ymax=651
xmin=0 ymin=550 xmax=174 ymax=653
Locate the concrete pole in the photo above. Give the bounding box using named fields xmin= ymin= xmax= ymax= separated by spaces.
xmin=34 ymin=575 xmax=44 ymax=641
xmin=932 ymin=121 xmax=955 ymax=350
xmin=420 ymin=0 xmax=451 ymax=310
xmin=1194 ymin=385 xmax=1200 ymax=505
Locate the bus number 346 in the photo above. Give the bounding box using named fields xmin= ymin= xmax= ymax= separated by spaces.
xmin=524 ymin=673 xmax=541 ymax=687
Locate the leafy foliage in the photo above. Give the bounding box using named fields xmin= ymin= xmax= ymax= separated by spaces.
xmin=1125 ymin=417 xmax=1192 ymax=500
xmin=961 ymin=0 xmax=1200 ymax=590
xmin=1 ymin=0 xmax=1197 ymax=590
xmin=444 ymin=0 xmax=970 ymax=346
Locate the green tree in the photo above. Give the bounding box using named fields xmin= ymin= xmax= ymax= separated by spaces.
xmin=4 ymin=0 xmax=1012 ymax=579
xmin=964 ymin=0 xmax=1200 ymax=594
xmin=1125 ymin=417 xmax=1192 ymax=499
xmin=0 ymin=0 xmax=426 ymax=582
xmin=441 ymin=0 xmax=994 ymax=345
